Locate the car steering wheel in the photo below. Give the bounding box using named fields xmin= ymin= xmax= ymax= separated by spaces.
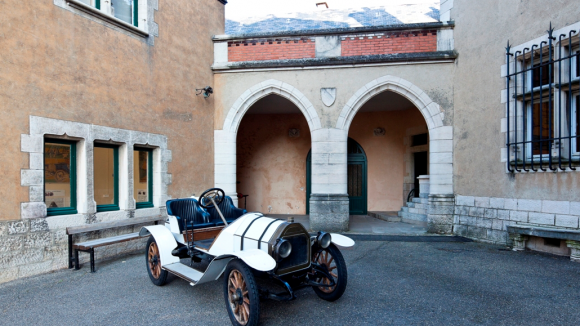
xmin=199 ymin=188 xmax=225 ymax=209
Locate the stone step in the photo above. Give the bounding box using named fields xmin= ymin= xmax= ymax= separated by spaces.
xmin=399 ymin=212 xmax=428 ymax=223
xmin=412 ymin=197 xmax=422 ymax=203
xmin=368 ymin=211 xmax=402 ymax=223
xmin=407 ymin=202 xmax=415 ymax=208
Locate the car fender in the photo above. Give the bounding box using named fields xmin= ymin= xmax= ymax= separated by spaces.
xmin=330 ymin=233 xmax=355 ymax=247
xmin=139 ymin=225 xmax=180 ymax=266
xmin=230 ymin=249 xmax=277 ymax=272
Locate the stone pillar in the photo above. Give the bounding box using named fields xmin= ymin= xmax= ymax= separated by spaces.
xmin=417 ymin=175 xmax=430 ymax=198
xmin=427 ymin=194 xmax=454 ymax=234
xmin=309 ymin=194 xmax=349 ymax=232
xmin=510 ymin=234 xmax=529 ymax=251
xmin=309 ymin=129 xmax=349 ymax=232
xmin=566 ymin=240 xmax=580 ymax=262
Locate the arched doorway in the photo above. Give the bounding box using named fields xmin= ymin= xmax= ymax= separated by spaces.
xmin=306 ymin=138 xmax=367 ymax=215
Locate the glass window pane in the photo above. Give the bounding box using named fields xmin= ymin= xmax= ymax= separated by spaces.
xmin=111 ymin=0 xmax=133 ymax=24
xmin=532 ymin=62 xmax=553 ymax=88
xmin=78 ymin=0 xmax=99 ymax=9
xmin=44 ymin=142 xmax=72 ymax=208
xmin=531 ymin=102 xmax=553 ymax=155
xmin=134 ymin=150 xmax=150 ymax=203
xmin=94 ymin=147 xmax=116 ymax=206
xmin=576 ymin=95 xmax=579 ymax=152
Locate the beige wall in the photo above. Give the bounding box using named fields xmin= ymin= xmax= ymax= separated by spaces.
xmin=349 ymin=109 xmax=427 ymax=211
xmin=237 ymin=114 xmax=311 ymax=214
xmin=0 ymin=0 xmax=224 ymax=220
xmin=214 ymin=63 xmax=455 ymax=131
xmin=453 ymin=0 xmax=580 ymax=200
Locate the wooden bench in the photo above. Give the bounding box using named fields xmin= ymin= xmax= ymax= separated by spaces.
xmin=508 ymin=225 xmax=580 ymax=262
xmin=67 ymin=216 xmax=165 ymax=272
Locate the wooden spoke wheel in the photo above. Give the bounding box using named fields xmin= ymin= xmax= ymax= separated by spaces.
xmin=146 ymin=236 xmax=168 ymax=286
xmin=311 ymin=244 xmax=348 ymax=302
xmin=224 ymin=259 xmax=260 ymax=326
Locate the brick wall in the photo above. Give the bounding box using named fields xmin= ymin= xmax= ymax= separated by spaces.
xmin=228 ymin=39 xmax=316 ymax=62
xmin=341 ymin=31 xmax=437 ymax=56
xmin=226 ymin=30 xmax=438 ymax=62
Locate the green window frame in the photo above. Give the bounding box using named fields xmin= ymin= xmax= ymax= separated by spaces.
xmin=96 ymin=0 xmax=100 ymax=10
xmin=133 ymin=0 xmax=138 ymax=27
xmin=135 ymin=148 xmax=153 ymax=209
xmin=95 ymin=144 xmax=120 ymax=212
xmin=45 ymin=139 xmax=77 ymax=216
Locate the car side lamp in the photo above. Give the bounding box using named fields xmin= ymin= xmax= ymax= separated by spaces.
xmin=316 ymin=232 xmax=331 ymax=249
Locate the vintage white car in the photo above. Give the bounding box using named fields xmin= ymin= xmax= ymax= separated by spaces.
xmin=140 ymin=188 xmax=355 ymax=326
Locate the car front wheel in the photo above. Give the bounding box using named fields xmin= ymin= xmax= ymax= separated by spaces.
xmin=311 ymin=243 xmax=348 ymax=301
xmin=224 ymin=259 xmax=260 ymax=326
xmin=146 ymin=236 xmax=168 ymax=286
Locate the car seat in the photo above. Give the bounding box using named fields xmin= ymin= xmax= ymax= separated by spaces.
xmin=201 ymin=196 xmax=247 ymax=226
xmin=166 ymin=198 xmax=214 ymax=231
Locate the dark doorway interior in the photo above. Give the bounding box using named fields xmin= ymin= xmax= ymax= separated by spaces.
xmin=413 ymin=151 xmax=428 ymax=197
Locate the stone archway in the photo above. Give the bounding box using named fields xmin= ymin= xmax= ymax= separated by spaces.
xmin=335 ymin=75 xmax=454 ymax=233
xmin=214 ymin=79 xmax=321 ymax=206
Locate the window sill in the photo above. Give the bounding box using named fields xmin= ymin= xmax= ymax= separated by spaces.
xmin=66 ymin=0 xmax=149 ymax=38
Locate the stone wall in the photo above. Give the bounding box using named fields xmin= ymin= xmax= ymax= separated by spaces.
xmin=0 ymin=208 xmax=165 ymax=283
xmin=453 ymin=195 xmax=580 ymax=245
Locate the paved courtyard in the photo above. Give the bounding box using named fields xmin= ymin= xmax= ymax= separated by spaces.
xmin=1 ymin=237 xmax=579 ymax=325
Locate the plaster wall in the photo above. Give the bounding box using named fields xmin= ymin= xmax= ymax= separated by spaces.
xmin=214 ymin=63 xmax=455 ymax=131
xmin=0 ymin=0 xmax=224 ymax=221
xmin=236 ymin=114 xmax=311 ymax=214
xmin=349 ymin=109 xmax=427 ymax=211
xmin=453 ymin=0 xmax=580 ymax=200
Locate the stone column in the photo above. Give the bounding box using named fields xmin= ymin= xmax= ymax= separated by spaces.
xmin=510 ymin=234 xmax=529 ymax=251
xmin=427 ymin=194 xmax=454 ymax=234
xmin=417 ymin=175 xmax=430 ymax=198
xmin=566 ymin=240 xmax=580 ymax=262
xmin=309 ymin=129 xmax=349 ymax=232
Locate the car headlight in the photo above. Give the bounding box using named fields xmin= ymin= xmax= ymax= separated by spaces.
xmin=275 ymin=239 xmax=292 ymax=259
xmin=317 ymin=232 xmax=331 ymax=249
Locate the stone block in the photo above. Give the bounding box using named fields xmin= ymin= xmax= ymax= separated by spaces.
xmin=29 ymin=153 xmax=44 ymax=170
xmin=492 ymin=219 xmax=504 ymax=230
xmin=555 ymin=215 xmax=579 ymax=228
xmin=510 ymin=211 xmax=528 ymax=222
xmin=489 ymin=198 xmax=505 ymax=209
xmin=456 ymin=195 xmax=475 ymax=207
xmin=430 ymin=152 xmax=452 ymax=164
xmin=484 ymin=209 xmax=498 ymax=219
xmin=453 ymin=224 xmax=468 ymax=237
xmin=570 ymin=202 xmax=580 ymax=214
xmin=309 ymin=194 xmax=349 ymax=232
xmin=21 ymin=170 xmax=43 ymax=186
xmin=542 ymin=200 xmax=570 ymax=214
xmin=29 ymin=186 xmax=44 ymax=202
xmin=0 ymin=222 xmax=6 ymax=236
xmin=504 ymin=199 xmax=518 ymax=210
xmin=477 ymin=217 xmax=493 ymax=229
xmin=21 ymin=202 xmax=47 ymax=220
xmin=427 ymin=218 xmax=453 ymax=234
xmin=487 ymin=230 xmax=508 ymax=244
xmin=21 ymin=134 xmax=43 ymax=153
xmin=315 ymin=36 xmax=341 ymax=57
xmin=457 ymin=206 xmax=470 ymax=216
xmin=30 ymin=219 xmax=49 ymax=232
xmin=8 ymin=221 xmax=29 ymax=235
xmin=474 ymin=197 xmax=490 ymax=208
xmin=0 ymin=267 xmax=19 ymax=284
xmin=46 ymin=214 xmax=85 ymax=230
xmin=0 ymin=249 xmax=44 ymax=268
xmin=429 ymin=205 xmax=454 ymax=215
xmin=528 ymin=212 xmax=555 ymax=225
xmin=469 ymin=207 xmax=485 ymax=217
xmin=467 ymin=226 xmax=486 ymax=239
xmin=517 ymin=199 xmax=542 ymax=212
xmin=497 ymin=209 xmax=510 ymax=220
xmin=0 ymin=235 xmax=24 ymax=252
xmin=24 ymin=232 xmax=52 ymax=249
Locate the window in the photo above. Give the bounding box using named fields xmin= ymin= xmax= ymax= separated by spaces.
xmin=44 ymin=139 xmax=77 ymax=216
xmin=94 ymin=144 xmax=119 ymax=212
xmin=78 ymin=0 xmax=100 ymax=9
xmin=506 ymin=26 xmax=580 ymax=172
xmin=134 ymin=148 xmax=153 ymax=208
xmin=111 ymin=0 xmax=138 ymax=26
xmin=411 ymin=133 xmax=429 ymax=147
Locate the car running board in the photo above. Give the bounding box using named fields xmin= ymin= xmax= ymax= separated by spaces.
xmin=163 ymin=263 xmax=204 ymax=285
xmin=162 ymin=257 xmax=234 ymax=287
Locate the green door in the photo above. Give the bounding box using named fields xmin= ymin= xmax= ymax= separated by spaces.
xmin=305 ymin=138 xmax=367 ymax=215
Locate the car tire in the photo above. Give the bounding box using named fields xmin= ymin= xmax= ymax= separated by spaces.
xmin=224 ymin=259 xmax=260 ymax=326
xmin=312 ymin=243 xmax=348 ymax=302
xmin=146 ymin=236 xmax=168 ymax=286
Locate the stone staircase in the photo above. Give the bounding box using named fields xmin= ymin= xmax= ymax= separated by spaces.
xmin=398 ymin=196 xmax=428 ymax=224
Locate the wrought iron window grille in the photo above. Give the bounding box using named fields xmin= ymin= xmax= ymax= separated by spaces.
xmin=506 ymin=23 xmax=580 ymax=173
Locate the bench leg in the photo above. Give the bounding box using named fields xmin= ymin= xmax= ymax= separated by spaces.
xmin=68 ymin=235 xmax=73 ymax=269
xmin=74 ymin=250 xmax=80 ymax=270
xmin=90 ymin=249 xmax=95 ymax=273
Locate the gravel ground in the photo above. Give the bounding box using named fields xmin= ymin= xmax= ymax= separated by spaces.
xmin=1 ymin=239 xmax=579 ymax=325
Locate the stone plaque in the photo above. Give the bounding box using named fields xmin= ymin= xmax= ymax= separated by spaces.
xmin=321 ymin=88 xmax=336 ymax=107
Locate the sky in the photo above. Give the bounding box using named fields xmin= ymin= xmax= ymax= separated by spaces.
xmin=225 ymin=0 xmax=439 ymax=21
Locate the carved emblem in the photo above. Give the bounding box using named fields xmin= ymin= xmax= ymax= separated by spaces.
xmin=320 ymin=88 xmax=336 ymax=107
xmin=288 ymin=128 xmax=300 ymax=138
xmin=373 ymin=127 xmax=386 ymax=136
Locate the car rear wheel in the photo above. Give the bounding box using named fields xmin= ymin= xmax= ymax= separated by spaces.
xmin=146 ymin=236 xmax=168 ymax=286
xmin=224 ymin=259 xmax=260 ymax=326
xmin=312 ymin=243 xmax=347 ymax=301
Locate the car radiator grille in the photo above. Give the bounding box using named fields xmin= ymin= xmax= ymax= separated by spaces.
xmin=278 ymin=234 xmax=309 ymax=271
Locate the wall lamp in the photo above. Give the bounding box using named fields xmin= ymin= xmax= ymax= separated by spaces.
xmin=196 ymin=86 xmax=213 ymax=98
